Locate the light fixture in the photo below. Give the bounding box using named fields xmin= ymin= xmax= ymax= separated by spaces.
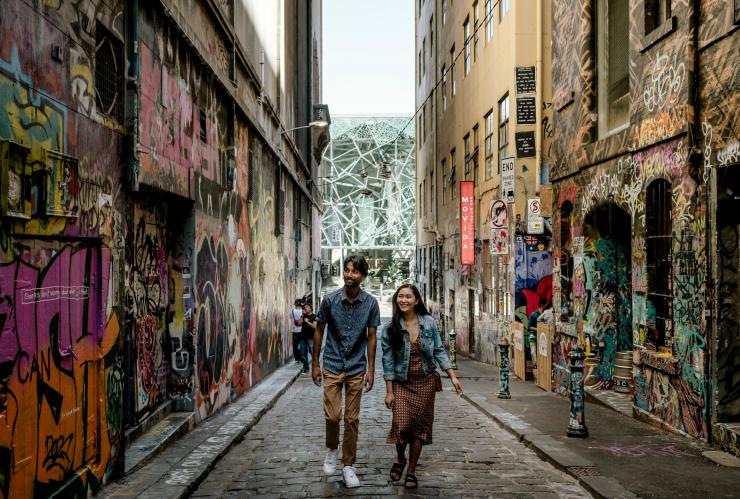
xmin=281 ymin=120 xmax=328 ymax=135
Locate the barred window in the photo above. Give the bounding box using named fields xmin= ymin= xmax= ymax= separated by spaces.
xmin=646 ymin=179 xmax=672 ymax=349
xmin=95 ymin=22 xmax=124 ymax=122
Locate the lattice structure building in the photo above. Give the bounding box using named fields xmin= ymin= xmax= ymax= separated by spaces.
xmin=320 ymin=117 xmax=416 ymax=302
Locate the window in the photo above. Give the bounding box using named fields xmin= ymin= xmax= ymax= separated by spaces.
xmin=430 ymin=16 xmax=434 ymax=52
xmin=464 ymin=17 xmax=471 ymax=75
xmin=442 ymin=0 xmax=447 ymax=25
xmin=485 ymin=0 xmax=493 ymax=41
xmin=498 ymin=94 xmax=509 ymax=173
xmin=421 ymin=104 xmax=426 ymax=143
xmin=422 ymin=37 xmax=426 ymax=75
xmin=199 ymin=110 xmax=208 ymax=143
xmin=418 ymin=50 xmax=422 ymax=86
xmin=484 ymin=111 xmax=493 ymax=178
xmin=450 ymin=45 xmax=456 ymax=97
xmin=646 ymin=179 xmax=672 ymax=349
xmin=597 ymin=0 xmax=630 ymax=136
xmin=473 ymin=124 xmax=480 ymax=182
xmin=442 ymin=65 xmax=448 ymax=111
xmin=645 ymin=0 xmax=670 ymax=34
xmin=450 ymin=149 xmax=457 ymax=200
xmin=441 ymin=158 xmax=447 ymax=205
xmin=430 ymin=168 xmax=435 ymax=217
xmin=464 ymin=134 xmax=471 ymax=180
xmin=95 ymin=22 xmax=124 ymax=122
xmin=473 ymin=1 xmax=480 ymax=61
xmin=500 ymin=0 xmax=510 ymax=21
xmin=420 ymin=182 xmax=424 ymax=215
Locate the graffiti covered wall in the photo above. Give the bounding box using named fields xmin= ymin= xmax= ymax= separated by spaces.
xmin=0 ymin=0 xmax=126 ymax=495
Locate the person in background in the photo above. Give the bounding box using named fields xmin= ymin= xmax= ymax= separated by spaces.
xmin=300 ymin=303 xmax=316 ymax=374
xmin=312 ymin=255 xmax=381 ymax=488
xmin=527 ymin=298 xmax=548 ymax=370
xmin=291 ymin=300 xmax=304 ymax=364
xmin=381 ymin=284 xmax=463 ymax=489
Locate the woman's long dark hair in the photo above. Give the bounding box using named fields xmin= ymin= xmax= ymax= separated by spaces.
xmin=388 ymin=284 xmax=430 ymax=351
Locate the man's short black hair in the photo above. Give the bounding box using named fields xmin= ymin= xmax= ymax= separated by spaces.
xmin=343 ymin=254 xmax=369 ymax=276
xmin=295 ymin=299 xmax=303 ymax=306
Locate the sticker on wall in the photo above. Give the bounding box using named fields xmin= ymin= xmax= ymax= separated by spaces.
xmin=490 ymin=227 xmax=509 ymax=255
xmin=490 ymin=199 xmax=508 ymax=228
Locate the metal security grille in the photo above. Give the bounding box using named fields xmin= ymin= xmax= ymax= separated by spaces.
xmin=646 ymin=179 xmax=672 ymax=348
xmin=95 ymin=23 xmax=123 ymax=122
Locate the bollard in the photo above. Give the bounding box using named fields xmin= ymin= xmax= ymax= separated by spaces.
xmin=567 ymin=347 xmax=589 ymax=438
xmin=448 ymin=329 xmax=458 ymax=370
xmin=497 ymin=336 xmax=511 ymax=399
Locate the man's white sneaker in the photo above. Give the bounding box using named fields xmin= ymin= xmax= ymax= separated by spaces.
xmin=323 ymin=448 xmax=338 ymax=475
xmin=342 ymin=465 xmax=361 ymax=488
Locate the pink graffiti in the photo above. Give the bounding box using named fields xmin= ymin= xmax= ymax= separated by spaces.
xmin=135 ymin=314 xmax=158 ymax=394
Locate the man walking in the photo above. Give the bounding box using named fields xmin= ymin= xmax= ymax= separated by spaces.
xmin=312 ymin=255 xmax=380 ymax=488
xmin=291 ymin=300 xmax=304 ymax=364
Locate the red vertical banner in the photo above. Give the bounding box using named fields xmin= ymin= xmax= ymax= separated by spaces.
xmin=460 ymin=181 xmax=475 ymax=265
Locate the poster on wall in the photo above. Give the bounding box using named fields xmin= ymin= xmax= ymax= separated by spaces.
xmin=460 ymin=181 xmax=475 ymax=265
xmin=501 ymin=158 xmax=515 ymax=203
xmin=515 ymin=66 xmax=536 ymax=94
xmin=516 ymin=96 xmax=536 ymax=124
xmin=490 ymin=227 xmax=509 ymax=255
xmin=527 ymin=198 xmax=544 ymax=234
xmin=515 ymin=131 xmax=536 ymax=158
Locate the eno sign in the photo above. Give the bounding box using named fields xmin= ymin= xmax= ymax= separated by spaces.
xmin=501 ymin=158 xmax=515 ymax=203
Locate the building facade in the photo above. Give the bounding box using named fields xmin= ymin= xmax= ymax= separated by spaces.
xmin=0 ymin=0 xmax=326 ymax=495
xmin=415 ymin=0 xmax=553 ymax=364
xmin=550 ymin=0 xmax=738 ymax=451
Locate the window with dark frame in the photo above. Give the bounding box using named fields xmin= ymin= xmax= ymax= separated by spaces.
xmin=646 ymin=179 xmax=672 ymax=350
xmin=95 ymin=22 xmax=124 ymax=122
xmin=464 ymin=17 xmax=471 ymax=75
xmin=485 ymin=111 xmax=493 ymax=178
xmin=485 ymin=0 xmax=493 ymax=41
xmin=442 ymin=158 xmax=447 ymax=205
xmin=597 ymin=0 xmax=630 ymax=136
xmin=644 ymin=0 xmax=670 ymax=34
xmin=464 ymin=133 xmax=471 ymax=180
xmin=473 ymin=1 xmax=480 ymax=61
xmin=450 ymin=44 xmax=456 ymax=97
xmin=430 ymin=167 xmax=435 ymax=217
xmin=450 ymin=149 xmax=456 ymax=200
xmin=199 ymin=110 xmax=207 ymax=143
xmin=442 ymin=65 xmax=448 ymax=110
xmin=473 ymin=124 xmax=480 ymax=182
xmin=498 ymin=94 xmax=509 ymax=174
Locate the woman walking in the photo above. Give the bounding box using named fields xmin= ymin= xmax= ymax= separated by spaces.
xmin=381 ymin=284 xmax=463 ymax=489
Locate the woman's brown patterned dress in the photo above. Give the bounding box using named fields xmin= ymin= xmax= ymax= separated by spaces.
xmin=387 ymin=336 xmax=437 ymax=445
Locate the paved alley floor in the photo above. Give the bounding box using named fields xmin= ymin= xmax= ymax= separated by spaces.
xmin=190 ymin=362 xmax=591 ymax=498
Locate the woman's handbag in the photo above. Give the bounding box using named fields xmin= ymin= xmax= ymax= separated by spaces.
xmin=433 ymin=371 xmax=443 ymax=392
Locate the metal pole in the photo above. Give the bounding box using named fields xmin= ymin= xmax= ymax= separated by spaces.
xmin=449 ymin=329 xmax=458 ymax=370
xmin=567 ymin=347 xmax=589 ymax=438
xmin=497 ymin=336 xmax=511 ymax=399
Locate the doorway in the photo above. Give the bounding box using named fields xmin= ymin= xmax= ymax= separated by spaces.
xmin=582 ymin=203 xmax=632 ymax=388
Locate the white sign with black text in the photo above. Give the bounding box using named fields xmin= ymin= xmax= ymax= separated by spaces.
xmin=501 ymin=158 xmax=515 ymax=204
xmin=527 ymin=198 xmax=544 ymax=234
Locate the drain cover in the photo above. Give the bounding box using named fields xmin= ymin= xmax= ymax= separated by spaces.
xmin=568 ymin=466 xmax=601 ymax=476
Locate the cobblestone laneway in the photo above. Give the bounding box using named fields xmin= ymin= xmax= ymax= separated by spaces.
xmin=190 ymin=356 xmax=590 ymax=498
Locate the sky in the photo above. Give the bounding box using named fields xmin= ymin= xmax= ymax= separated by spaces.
xmin=323 ymin=0 xmax=415 ymax=116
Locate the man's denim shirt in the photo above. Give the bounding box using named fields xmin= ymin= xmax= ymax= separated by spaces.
xmin=316 ymin=288 xmax=381 ymax=376
xmin=381 ymin=314 xmax=452 ymax=381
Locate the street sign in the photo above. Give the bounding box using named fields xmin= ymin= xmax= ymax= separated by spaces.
xmin=527 ymin=198 xmax=544 ymax=234
xmin=501 ymin=158 xmax=515 ymax=203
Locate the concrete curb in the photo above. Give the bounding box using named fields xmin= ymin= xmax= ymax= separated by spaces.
xmin=463 ymin=392 xmax=637 ymax=499
xmin=102 ymin=363 xmax=302 ymax=498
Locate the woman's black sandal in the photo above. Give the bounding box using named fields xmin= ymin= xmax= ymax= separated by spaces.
xmin=404 ymin=473 xmax=418 ymax=489
xmin=389 ymin=462 xmax=406 ymax=481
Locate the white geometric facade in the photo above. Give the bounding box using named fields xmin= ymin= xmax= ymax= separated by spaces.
xmin=320 ymin=117 xmax=416 ymax=250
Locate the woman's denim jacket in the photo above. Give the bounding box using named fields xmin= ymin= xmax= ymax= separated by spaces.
xmin=381 ymin=314 xmax=453 ymax=381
